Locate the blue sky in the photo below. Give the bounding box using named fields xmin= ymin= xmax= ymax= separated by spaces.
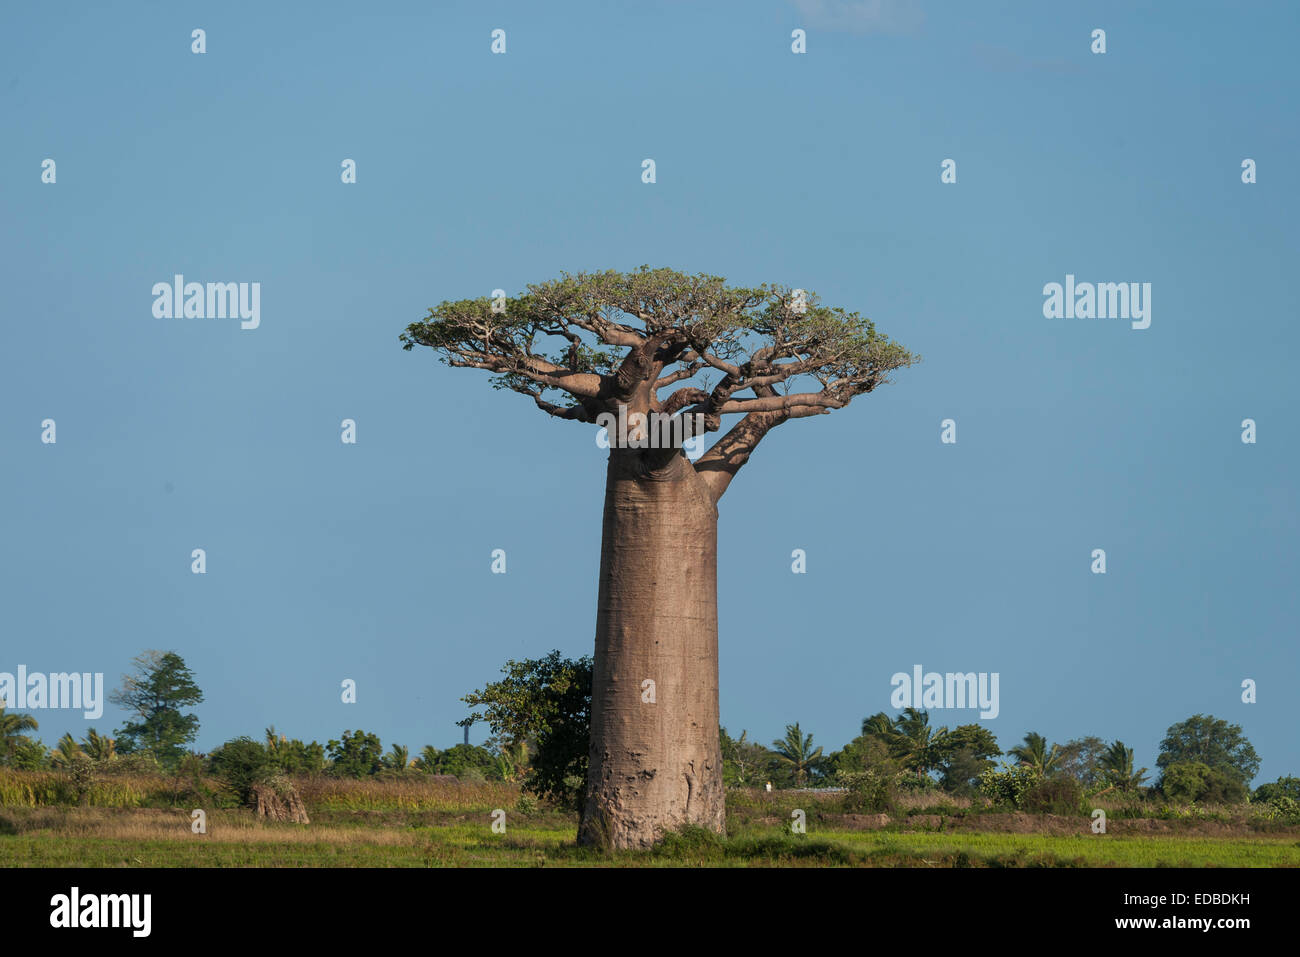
xmin=2 ymin=1 xmax=1296 ymax=782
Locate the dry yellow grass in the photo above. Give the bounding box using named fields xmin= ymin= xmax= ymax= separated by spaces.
xmin=4 ymin=807 xmax=423 ymax=846
xmin=892 ymin=792 xmax=974 ymax=811
xmin=0 ymin=768 xmax=522 ymax=813
xmin=0 ymin=769 xmax=157 ymax=807
xmin=296 ymin=775 xmax=518 ymax=811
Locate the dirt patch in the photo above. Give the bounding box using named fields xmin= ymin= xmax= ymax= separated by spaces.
xmin=956 ymin=813 xmax=1085 ymax=835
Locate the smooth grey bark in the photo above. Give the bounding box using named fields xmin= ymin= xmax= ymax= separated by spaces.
xmin=578 ymin=446 xmax=725 ymax=848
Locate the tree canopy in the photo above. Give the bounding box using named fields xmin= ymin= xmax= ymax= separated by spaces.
xmin=402 ymin=267 xmax=918 ymax=500
xmin=858 ymin=708 xmax=1000 ymax=783
xmin=0 ymin=705 xmax=40 ymax=766
xmin=462 ymin=651 xmax=592 ymax=808
xmin=771 ymin=722 xmax=825 ymax=786
xmin=109 ymin=650 xmax=204 ymax=767
xmin=1157 ymin=714 xmax=1260 ymax=785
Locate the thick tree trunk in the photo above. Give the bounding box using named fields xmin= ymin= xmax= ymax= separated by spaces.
xmin=578 ymin=446 xmax=725 ymax=848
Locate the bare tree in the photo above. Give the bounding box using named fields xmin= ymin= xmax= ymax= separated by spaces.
xmin=401 ymin=266 xmax=917 ymax=848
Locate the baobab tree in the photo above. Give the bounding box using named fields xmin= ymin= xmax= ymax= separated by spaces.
xmin=401 ymin=267 xmax=917 ymax=847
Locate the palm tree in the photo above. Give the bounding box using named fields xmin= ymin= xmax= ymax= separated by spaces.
xmin=862 ymin=709 xmax=952 ymax=778
xmin=0 ymin=706 xmax=39 ymax=763
xmin=886 ymin=708 xmax=950 ymax=777
xmin=80 ymin=729 xmax=117 ymax=763
xmin=265 ymin=726 xmax=286 ymax=753
xmin=415 ymin=745 xmax=441 ymax=773
xmin=385 ymin=744 xmax=412 ymax=772
xmin=861 ymin=712 xmax=895 ymax=738
xmin=50 ymin=732 xmax=86 ymax=767
xmin=1008 ymin=731 xmax=1063 ymax=777
xmin=493 ymin=739 xmax=529 ymax=783
xmin=771 ymin=723 xmax=824 ymax=787
xmin=1100 ymin=740 xmax=1148 ymax=791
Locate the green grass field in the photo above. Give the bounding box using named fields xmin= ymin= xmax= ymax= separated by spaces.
xmin=2 ymin=772 xmax=1297 ymax=867
xmin=4 ymin=808 xmax=1298 ymax=868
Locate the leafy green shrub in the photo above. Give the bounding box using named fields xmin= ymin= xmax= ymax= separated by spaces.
xmin=462 ymin=652 xmax=591 ymax=809
xmin=208 ymin=736 xmax=273 ymax=806
xmin=1161 ymin=761 xmax=1248 ymax=805
xmin=9 ymin=737 xmax=48 ymax=770
xmin=429 ymin=743 xmax=498 ymax=780
xmin=1095 ymin=796 xmax=1151 ymax=820
xmin=115 ymin=752 xmax=161 ymax=775
xmin=169 ymin=752 xmax=220 ymax=808
xmin=1019 ymin=776 xmax=1084 ymax=815
xmin=1253 ymin=776 xmax=1300 ymax=805
xmin=557 ymin=774 xmax=586 ymax=810
xmin=979 ymin=765 xmax=1042 ymax=808
xmin=837 ymin=769 xmax=895 ymax=814
xmin=895 ymin=772 xmax=938 ymax=794
xmin=325 ymin=730 xmax=383 ymax=778
xmin=65 ymin=757 xmax=95 ymax=806
xmin=270 ymin=738 xmax=325 ymax=776
xmin=1252 ymin=795 xmax=1300 ymax=824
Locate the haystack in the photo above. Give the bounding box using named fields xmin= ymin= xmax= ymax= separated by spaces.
xmin=252 ymin=780 xmax=310 ymax=824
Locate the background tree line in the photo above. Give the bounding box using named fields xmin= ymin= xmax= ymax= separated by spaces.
xmin=2 ymin=649 xmax=1296 ymax=821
